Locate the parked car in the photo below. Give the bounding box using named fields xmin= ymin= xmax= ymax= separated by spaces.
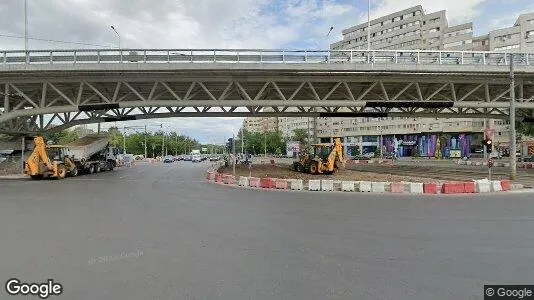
xmin=191 ymin=155 xmax=202 ymax=163
xmin=163 ymin=155 xmax=174 ymax=163
xmin=209 ymin=155 xmax=220 ymax=161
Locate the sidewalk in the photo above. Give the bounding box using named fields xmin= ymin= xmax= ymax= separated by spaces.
xmin=0 ymin=174 xmax=28 ymax=180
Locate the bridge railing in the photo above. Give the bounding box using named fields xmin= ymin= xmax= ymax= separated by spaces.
xmin=1 ymin=49 xmax=532 ymax=66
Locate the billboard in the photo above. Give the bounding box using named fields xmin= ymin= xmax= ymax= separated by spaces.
xmin=286 ymin=141 xmax=300 ymax=157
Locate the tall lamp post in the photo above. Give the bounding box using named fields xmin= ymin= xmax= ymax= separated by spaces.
xmin=110 ymin=25 xmax=121 ymax=49
xmin=367 ymin=0 xmax=371 ymax=52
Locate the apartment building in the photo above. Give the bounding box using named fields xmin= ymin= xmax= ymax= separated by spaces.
xmin=323 ymin=6 xmax=532 ymax=158
xmin=242 ymin=116 xmax=279 ymax=134
xmin=242 ymin=117 xmax=263 ymax=133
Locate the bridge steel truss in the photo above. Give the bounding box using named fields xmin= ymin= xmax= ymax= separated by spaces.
xmin=0 ymin=49 xmax=533 ymax=135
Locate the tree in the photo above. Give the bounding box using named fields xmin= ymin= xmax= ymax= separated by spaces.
xmin=44 ymin=129 xmax=78 ymax=144
xmin=517 ymin=111 xmax=534 ymax=137
xmin=106 ymin=126 xmax=123 ymax=148
xmin=291 ymin=128 xmax=308 ymax=145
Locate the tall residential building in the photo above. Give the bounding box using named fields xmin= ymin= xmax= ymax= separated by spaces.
xmin=320 ymin=5 xmax=533 ymax=158
xmin=331 ymin=6 xmax=534 ymax=53
xmin=242 ymin=116 xmax=279 ymax=134
xmin=242 ymin=117 xmax=263 ymax=133
xmin=278 ymin=116 xmax=316 ymax=140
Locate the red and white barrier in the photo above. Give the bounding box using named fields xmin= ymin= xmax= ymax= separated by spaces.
xmin=207 ymin=170 xmax=515 ymax=195
xmin=275 ymin=179 xmax=289 ymax=189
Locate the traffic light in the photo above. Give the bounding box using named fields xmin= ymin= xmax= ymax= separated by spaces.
xmin=483 ymin=138 xmax=492 ymax=152
xmin=227 ymin=138 xmax=234 ymax=152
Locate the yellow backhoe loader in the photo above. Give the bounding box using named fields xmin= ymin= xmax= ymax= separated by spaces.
xmin=24 ymin=136 xmax=77 ymax=179
xmin=293 ymin=138 xmax=345 ymax=175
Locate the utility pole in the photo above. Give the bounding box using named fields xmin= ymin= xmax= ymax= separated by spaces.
xmin=264 ymin=131 xmax=267 ymax=156
xmin=232 ymin=134 xmax=236 ymax=176
xmin=367 ymin=0 xmax=371 ymax=55
xmin=144 ymin=124 xmax=147 ymax=159
xmin=122 ymin=127 xmax=126 ymax=154
xmin=24 ymin=0 xmax=28 ymax=59
xmin=241 ymin=129 xmax=244 ymax=155
xmin=161 ymin=132 xmax=165 ymax=157
xmin=509 ymin=53 xmax=517 ymax=180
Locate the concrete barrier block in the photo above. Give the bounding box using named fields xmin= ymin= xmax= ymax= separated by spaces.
xmin=224 ymin=175 xmax=236 ymax=185
xmin=275 ymin=179 xmax=289 ymax=189
xmin=404 ymin=182 xmax=423 ymax=194
xmin=423 ymin=183 xmax=438 ymax=194
xmin=290 ymin=179 xmax=304 ymax=190
xmin=238 ymin=176 xmax=249 ymax=187
xmin=441 ymin=182 xmax=455 ymax=194
xmin=207 ymin=172 xmax=216 ymax=180
xmin=464 ymin=181 xmax=476 ymax=193
xmin=503 ymin=163 xmax=510 ymax=167
xmin=371 ymin=182 xmax=386 ymax=193
xmin=341 ymin=181 xmax=355 ymax=192
xmin=308 ymin=180 xmax=321 ymax=191
xmin=500 ymin=180 xmax=511 ymax=191
xmin=321 ymin=180 xmax=334 ymax=191
xmin=260 ymin=178 xmax=275 ymax=189
xmin=441 ymin=182 xmax=465 ymax=194
xmin=511 ymin=183 xmax=524 ymax=190
xmin=248 ymin=177 xmax=261 ymax=188
xmin=357 ymin=181 xmax=372 ymax=192
xmin=390 ymin=182 xmax=404 ymax=193
xmin=475 ymin=179 xmax=491 ymax=193
xmin=474 ymin=162 xmax=482 ymax=166
xmin=490 ymin=180 xmax=502 ymax=192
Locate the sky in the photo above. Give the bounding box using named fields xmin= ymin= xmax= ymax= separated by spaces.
xmin=1 ymin=0 xmax=533 ymax=143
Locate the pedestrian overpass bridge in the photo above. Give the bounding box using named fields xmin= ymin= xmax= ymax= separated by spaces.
xmin=0 ymin=48 xmax=533 ymax=134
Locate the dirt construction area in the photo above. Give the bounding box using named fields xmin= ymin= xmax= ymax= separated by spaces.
xmin=217 ymin=163 xmax=441 ymax=183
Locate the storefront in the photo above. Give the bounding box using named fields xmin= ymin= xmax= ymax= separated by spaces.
xmin=367 ymin=133 xmax=478 ymax=158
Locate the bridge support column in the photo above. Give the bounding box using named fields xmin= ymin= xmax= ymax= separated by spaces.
xmin=509 ymin=54 xmax=517 ymax=180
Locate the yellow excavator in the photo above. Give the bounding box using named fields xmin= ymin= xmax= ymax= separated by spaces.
xmin=24 ymin=136 xmax=77 ymax=179
xmin=293 ymin=138 xmax=345 ymax=174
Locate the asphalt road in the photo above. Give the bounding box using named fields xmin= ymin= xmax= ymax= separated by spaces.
xmin=1 ymin=162 xmax=534 ymax=300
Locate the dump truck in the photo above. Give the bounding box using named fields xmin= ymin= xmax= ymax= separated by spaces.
xmin=293 ymin=138 xmax=345 ymax=175
xmin=63 ymin=135 xmax=118 ymax=174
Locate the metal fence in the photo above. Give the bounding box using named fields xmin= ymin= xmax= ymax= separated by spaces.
xmin=1 ymin=49 xmax=533 ymax=66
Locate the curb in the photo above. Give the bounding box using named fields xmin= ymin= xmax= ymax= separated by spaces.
xmin=0 ymin=175 xmax=28 ymax=180
xmin=205 ymin=170 xmax=520 ymax=195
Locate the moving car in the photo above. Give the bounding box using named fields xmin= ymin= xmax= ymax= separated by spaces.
xmin=163 ymin=155 xmax=174 ymax=163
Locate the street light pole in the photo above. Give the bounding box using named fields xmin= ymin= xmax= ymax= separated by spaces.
xmin=367 ymin=0 xmax=371 ymax=52
xmin=24 ymin=0 xmax=28 ymax=52
xmin=110 ymin=25 xmax=121 ymax=49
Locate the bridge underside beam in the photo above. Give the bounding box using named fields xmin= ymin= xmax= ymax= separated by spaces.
xmin=1 ymin=75 xmax=533 ymax=134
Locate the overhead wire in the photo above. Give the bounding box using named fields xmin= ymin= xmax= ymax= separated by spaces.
xmin=0 ymin=33 xmax=114 ymax=48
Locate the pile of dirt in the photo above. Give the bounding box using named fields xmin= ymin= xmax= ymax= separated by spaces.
xmin=217 ymin=163 xmax=440 ymax=183
xmin=0 ymin=159 xmax=23 ymax=175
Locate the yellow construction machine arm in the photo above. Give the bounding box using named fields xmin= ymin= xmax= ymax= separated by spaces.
xmin=25 ymin=136 xmax=53 ymax=175
xmin=326 ymin=138 xmax=345 ymax=171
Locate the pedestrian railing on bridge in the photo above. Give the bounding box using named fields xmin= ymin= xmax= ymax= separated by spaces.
xmin=1 ymin=49 xmax=533 ymax=66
